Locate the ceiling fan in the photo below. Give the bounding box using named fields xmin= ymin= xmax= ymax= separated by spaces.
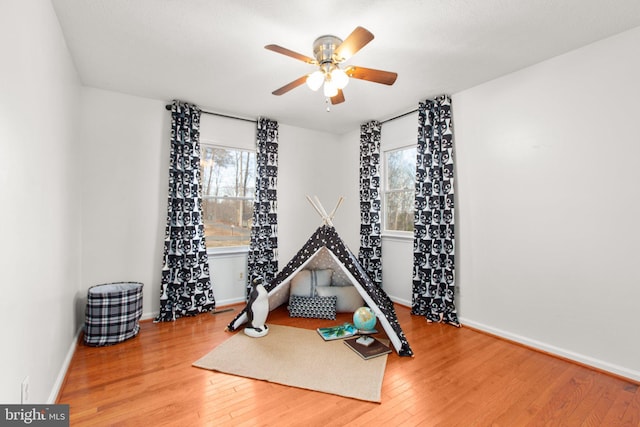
xmin=265 ymin=26 xmax=398 ymax=106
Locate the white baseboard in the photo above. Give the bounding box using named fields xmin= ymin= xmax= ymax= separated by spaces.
xmin=48 ymin=326 xmax=82 ymax=404
xmin=141 ymin=312 xmax=158 ymax=321
xmin=459 ymin=317 xmax=640 ymax=383
xmin=216 ymin=297 xmax=246 ymax=307
xmin=49 ymin=302 xmax=244 ymax=404
xmin=389 ymin=296 xmax=412 ymax=308
xmin=139 ymin=298 xmax=244 ymax=322
xmin=50 ymin=311 xmax=157 ymax=403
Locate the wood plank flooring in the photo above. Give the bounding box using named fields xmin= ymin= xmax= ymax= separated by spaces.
xmin=57 ymin=304 xmax=640 ymax=426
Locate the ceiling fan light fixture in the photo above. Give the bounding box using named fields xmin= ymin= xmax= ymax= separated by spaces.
xmin=306 ymin=70 xmax=324 ymax=91
xmin=266 ymin=26 xmax=397 ymax=105
xmin=330 ymin=68 xmax=349 ymax=89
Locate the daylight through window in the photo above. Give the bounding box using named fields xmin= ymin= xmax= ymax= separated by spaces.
xmin=384 ymin=146 xmax=416 ymax=233
xmin=200 ymin=144 xmax=256 ymax=248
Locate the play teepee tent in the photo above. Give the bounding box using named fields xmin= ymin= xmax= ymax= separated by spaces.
xmin=227 ymin=197 xmax=413 ymax=356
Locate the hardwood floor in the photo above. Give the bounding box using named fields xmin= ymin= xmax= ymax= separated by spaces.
xmin=57 ymin=304 xmax=640 ymax=426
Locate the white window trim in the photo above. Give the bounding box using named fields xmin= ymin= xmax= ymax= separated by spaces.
xmin=381 ymin=231 xmax=413 ymax=242
xmin=382 ymin=143 xmax=416 ymax=234
xmin=200 ymin=140 xmax=256 ymax=252
xmin=207 ymin=245 xmax=250 ymax=258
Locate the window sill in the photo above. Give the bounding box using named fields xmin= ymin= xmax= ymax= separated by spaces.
xmin=381 ymin=232 xmax=413 ymax=243
xmin=207 ymin=246 xmax=250 ymax=258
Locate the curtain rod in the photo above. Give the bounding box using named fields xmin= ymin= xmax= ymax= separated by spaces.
xmin=164 ymin=104 xmax=256 ymax=124
xmin=166 ymin=103 xmax=418 ymax=126
xmin=380 ymin=108 xmax=419 ymax=124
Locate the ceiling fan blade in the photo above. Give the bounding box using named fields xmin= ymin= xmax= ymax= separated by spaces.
xmin=345 ymin=66 xmax=398 ymax=85
xmin=265 ymin=44 xmax=317 ymax=64
xmin=333 ymin=26 xmax=374 ymax=62
xmin=330 ymin=89 xmax=345 ymax=105
xmin=272 ymin=75 xmax=308 ymax=96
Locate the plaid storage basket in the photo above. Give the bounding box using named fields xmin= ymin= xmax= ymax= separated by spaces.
xmin=84 ymin=282 xmax=144 ymax=346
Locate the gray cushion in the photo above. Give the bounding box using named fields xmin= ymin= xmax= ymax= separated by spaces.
xmin=290 ymin=269 xmax=333 ymax=297
xmin=316 ymin=285 xmax=365 ymax=312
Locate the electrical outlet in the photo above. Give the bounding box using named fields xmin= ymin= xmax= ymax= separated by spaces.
xmin=21 ymin=376 xmax=29 ymax=404
xmin=239 ymin=272 xmax=244 ymax=280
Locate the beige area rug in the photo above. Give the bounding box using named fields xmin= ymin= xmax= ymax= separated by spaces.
xmin=193 ymin=324 xmax=388 ymax=402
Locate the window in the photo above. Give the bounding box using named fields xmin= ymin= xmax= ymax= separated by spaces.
xmin=200 ymin=144 xmax=256 ymax=248
xmin=384 ymin=146 xmax=416 ymax=233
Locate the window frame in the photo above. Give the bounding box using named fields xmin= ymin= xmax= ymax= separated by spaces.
xmin=382 ymin=144 xmax=416 ymax=238
xmin=199 ymin=141 xmax=256 ymax=254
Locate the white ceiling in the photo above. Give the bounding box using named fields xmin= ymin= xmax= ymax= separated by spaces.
xmin=52 ymin=0 xmax=640 ymax=134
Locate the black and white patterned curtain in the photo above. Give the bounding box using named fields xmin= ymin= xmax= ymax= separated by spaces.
xmin=358 ymin=120 xmax=383 ymax=288
xmin=156 ymin=101 xmax=216 ymax=322
xmin=246 ymin=117 xmax=279 ymax=297
xmin=412 ymin=95 xmax=459 ymax=326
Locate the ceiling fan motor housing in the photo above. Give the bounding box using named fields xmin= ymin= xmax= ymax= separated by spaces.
xmin=313 ymin=35 xmax=343 ymax=70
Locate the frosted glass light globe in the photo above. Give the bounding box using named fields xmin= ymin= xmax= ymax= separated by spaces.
xmin=331 ymin=68 xmax=349 ymax=89
xmin=323 ymin=80 xmax=338 ymax=97
xmin=306 ymin=71 xmax=324 ymax=91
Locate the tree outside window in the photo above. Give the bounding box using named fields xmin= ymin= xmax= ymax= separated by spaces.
xmin=200 ymin=144 xmax=256 ymax=248
xmin=384 ymin=147 xmax=416 ymax=232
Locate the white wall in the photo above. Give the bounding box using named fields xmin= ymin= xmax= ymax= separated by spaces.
xmin=79 ymin=93 xmax=356 ymax=312
xmin=209 ymin=122 xmax=358 ymax=303
xmin=337 ymin=129 xmax=369 ymax=253
xmin=9 ymin=0 xmax=637 ymax=402
xmin=454 ymin=26 xmax=640 ymax=380
xmin=79 ymin=88 xmax=169 ymax=319
xmin=0 ymin=0 xmax=82 ymax=403
xmin=279 ymin=124 xmax=359 ymax=263
xmin=377 ymin=26 xmax=640 ymax=380
xmin=380 ymin=113 xmax=420 ymax=306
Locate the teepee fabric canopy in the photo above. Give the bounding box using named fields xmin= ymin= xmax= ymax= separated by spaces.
xmin=227 ymin=198 xmax=413 ymax=356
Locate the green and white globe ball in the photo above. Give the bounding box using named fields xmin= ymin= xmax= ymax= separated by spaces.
xmin=353 ymin=306 xmax=376 ymax=331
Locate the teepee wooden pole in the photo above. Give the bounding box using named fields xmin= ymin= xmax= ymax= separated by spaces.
xmin=313 ymin=196 xmax=329 ymax=218
xmin=313 ymin=195 xmax=333 ymax=226
xmin=306 ymin=195 xmax=326 ymax=221
xmin=328 ymin=197 xmax=344 ymax=221
xmin=306 ymin=195 xmax=345 ymax=226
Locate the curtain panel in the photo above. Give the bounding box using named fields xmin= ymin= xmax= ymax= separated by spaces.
xmin=411 ymin=95 xmax=460 ymax=326
xmin=246 ymin=117 xmax=279 ymax=297
xmin=156 ymin=101 xmax=216 ymax=322
xmin=358 ymin=120 xmax=383 ymax=288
